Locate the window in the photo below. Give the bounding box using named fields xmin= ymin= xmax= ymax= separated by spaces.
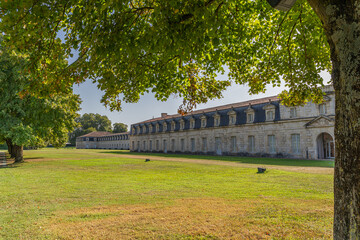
xmin=202 ymin=137 xmax=207 ymax=152
xmin=231 ymin=136 xmax=237 ymax=152
xmin=214 ymin=113 xmax=220 ymax=127
xmin=319 ymin=104 xmax=326 ymax=115
xmin=143 ymin=141 xmax=146 ymax=151
xmin=268 ymin=135 xmax=276 ymax=153
xmin=171 ymin=139 xmax=175 ymax=151
xmin=163 ymin=122 xmax=167 ymax=132
xmin=201 ymin=119 xmax=206 ymax=127
xmin=156 ymin=123 xmax=159 ymax=132
xmin=137 ymin=141 xmax=140 ymax=151
xmin=266 ymin=110 xmax=274 ymax=121
xmin=230 ymin=115 xmax=236 ymax=125
xmin=149 ymin=140 xmax=152 ymax=151
xmin=156 ymin=140 xmax=159 ymax=151
xmin=137 ymin=126 xmax=141 ymax=134
xmin=171 ymin=121 xmax=175 ymax=131
xmin=190 ymin=118 xmax=195 ymax=129
xmin=163 ymin=140 xmax=167 ymax=152
xmin=248 ymin=136 xmax=255 ymax=153
xmin=149 ymin=125 xmax=153 ymax=133
xmin=227 ymin=110 xmax=236 ymax=125
xmin=180 ymin=139 xmax=185 ymax=152
xmin=291 ymin=134 xmax=300 ymax=154
xmin=201 ymin=115 xmax=207 ymax=128
xmin=247 ymin=113 xmax=254 ymax=123
xmin=180 ymin=119 xmax=185 ymax=130
xmin=190 ymin=138 xmax=195 ymax=152
xmin=290 ymin=107 xmax=297 ymax=118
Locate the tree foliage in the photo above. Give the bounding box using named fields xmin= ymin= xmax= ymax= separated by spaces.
xmin=2 ymin=0 xmax=360 ymax=238
xmin=68 ymin=113 xmax=127 ymax=144
xmin=113 ymin=123 xmax=128 ymax=133
xmin=0 ymin=44 xmax=80 ymax=161
xmin=0 ymin=0 xmax=330 ymax=112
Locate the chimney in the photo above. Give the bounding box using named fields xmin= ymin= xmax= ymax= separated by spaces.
xmin=161 ymin=113 xmax=168 ymax=118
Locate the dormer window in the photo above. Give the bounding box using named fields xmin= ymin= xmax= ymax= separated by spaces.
xmin=149 ymin=124 xmax=153 ymax=133
xmin=247 ymin=113 xmax=254 ymax=122
xmin=189 ymin=117 xmax=195 ymax=129
xmin=200 ymin=114 xmax=207 ymax=128
xmin=163 ymin=122 xmax=167 ymax=132
xmin=319 ymin=103 xmax=326 ymax=115
xmin=171 ymin=121 xmax=176 ymax=131
xmin=179 ymin=119 xmax=185 ymax=130
xmin=245 ymin=106 xmax=255 ymax=123
xmin=155 ymin=123 xmax=159 ymax=132
xmin=214 ymin=112 xmax=220 ymax=127
xmin=263 ymin=101 xmax=276 ymax=121
xmin=227 ymin=109 xmax=236 ymax=126
xmin=290 ymin=107 xmax=297 ymax=118
xmin=266 ymin=111 xmax=274 ymax=121
xmin=132 ymin=127 xmax=136 ymax=134
xmin=137 ymin=126 xmax=141 ymax=134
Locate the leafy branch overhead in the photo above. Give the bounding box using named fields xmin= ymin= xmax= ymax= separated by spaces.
xmin=0 ymin=0 xmax=330 ymax=112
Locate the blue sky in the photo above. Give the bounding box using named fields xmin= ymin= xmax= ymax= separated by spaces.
xmin=73 ymin=71 xmax=330 ymax=130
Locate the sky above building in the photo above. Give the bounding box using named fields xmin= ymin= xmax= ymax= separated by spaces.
xmin=73 ymin=71 xmax=331 ymax=131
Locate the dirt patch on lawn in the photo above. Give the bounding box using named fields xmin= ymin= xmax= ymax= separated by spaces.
xmin=44 ymin=198 xmax=332 ymax=240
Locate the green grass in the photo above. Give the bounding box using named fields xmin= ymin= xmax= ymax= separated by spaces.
xmin=0 ymin=148 xmax=334 ymax=239
xmin=102 ymin=150 xmax=335 ymax=168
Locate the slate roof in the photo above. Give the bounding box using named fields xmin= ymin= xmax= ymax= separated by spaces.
xmin=133 ymin=95 xmax=279 ymax=125
xmin=78 ymin=131 xmax=129 ymax=138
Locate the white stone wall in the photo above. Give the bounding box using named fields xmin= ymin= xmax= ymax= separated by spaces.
xmin=130 ymin=117 xmax=334 ymax=159
xmin=130 ymin=88 xmax=335 ymax=159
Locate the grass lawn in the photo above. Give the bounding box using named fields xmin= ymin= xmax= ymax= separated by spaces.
xmin=0 ymin=148 xmax=333 ymax=239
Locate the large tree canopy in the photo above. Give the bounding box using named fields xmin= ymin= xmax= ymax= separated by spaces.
xmin=0 ymin=44 xmax=80 ymax=162
xmin=0 ymin=0 xmax=329 ymax=112
xmin=0 ymin=0 xmax=359 ymax=238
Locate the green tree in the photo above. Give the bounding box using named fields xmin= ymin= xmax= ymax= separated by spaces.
xmin=113 ymin=123 xmax=128 ymax=133
xmin=0 ymin=46 xmax=80 ymax=162
xmin=78 ymin=113 xmax=112 ymax=132
xmin=0 ymin=0 xmax=359 ymax=238
xmin=68 ymin=113 xmax=112 ymax=145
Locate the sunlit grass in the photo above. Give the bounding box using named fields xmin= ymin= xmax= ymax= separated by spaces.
xmin=0 ymin=148 xmax=333 ymax=239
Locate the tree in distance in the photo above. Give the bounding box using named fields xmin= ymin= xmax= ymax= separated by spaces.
xmin=0 ymin=44 xmax=80 ymax=162
xmin=68 ymin=113 xmax=128 ymax=145
xmin=0 ymin=0 xmax=359 ymax=238
xmin=113 ymin=123 xmax=128 ymax=133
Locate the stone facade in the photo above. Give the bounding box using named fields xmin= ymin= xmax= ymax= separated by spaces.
xmin=76 ymin=131 xmax=130 ymax=150
xmin=130 ymin=85 xmax=335 ymax=159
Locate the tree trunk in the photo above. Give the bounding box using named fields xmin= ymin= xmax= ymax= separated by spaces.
xmin=322 ymin=1 xmax=360 ymax=239
xmin=308 ymin=0 xmax=360 ymax=238
xmin=5 ymin=139 xmax=15 ymax=158
xmin=12 ymin=145 xmax=24 ymax=163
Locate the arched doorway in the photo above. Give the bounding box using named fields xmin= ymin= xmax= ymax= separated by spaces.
xmin=316 ymin=133 xmax=335 ymax=159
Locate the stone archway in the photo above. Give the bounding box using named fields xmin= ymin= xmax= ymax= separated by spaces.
xmin=316 ymin=132 xmax=335 ymax=159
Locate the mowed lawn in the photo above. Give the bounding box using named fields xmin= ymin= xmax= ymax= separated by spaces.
xmin=0 ymin=149 xmax=334 ymax=239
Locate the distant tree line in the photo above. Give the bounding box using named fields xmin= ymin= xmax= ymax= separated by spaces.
xmin=68 ymin=113 xmax=128 ymax=145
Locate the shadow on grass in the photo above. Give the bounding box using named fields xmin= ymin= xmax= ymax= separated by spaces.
xmin=99 ymin=151 xmax=334 ymax=168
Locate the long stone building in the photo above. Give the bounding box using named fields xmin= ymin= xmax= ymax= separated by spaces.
xmin=130 ymin=85 xmax=335 ymax=159
xmin=76 ymin=131 xmax=130 ymax=150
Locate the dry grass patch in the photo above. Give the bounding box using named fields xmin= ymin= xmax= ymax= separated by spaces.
xmin=46 ymin=198 xmax=332 ymax=239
